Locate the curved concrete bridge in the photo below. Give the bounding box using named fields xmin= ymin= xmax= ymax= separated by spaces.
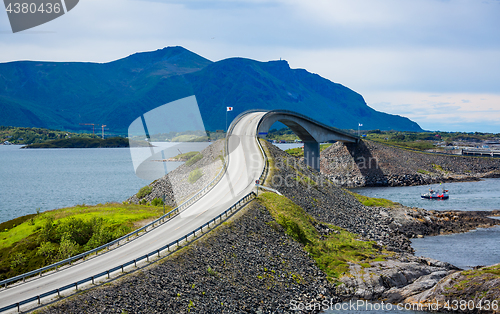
xmin=0 ymin=110 xmax=357 ymax=312
xmin=257 ymin=110 xmax=359 ymax=170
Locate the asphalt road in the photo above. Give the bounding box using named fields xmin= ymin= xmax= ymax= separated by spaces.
xmin=0 ymin=111 xmax=266 ymax=310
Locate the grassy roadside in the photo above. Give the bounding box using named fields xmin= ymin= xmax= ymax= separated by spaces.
xmin=345 ymin=190 xmax=400 ymax=208
xmin=257 ymin=192 xmax=390 ymax=283
xmin=0 ymin=203 xmax=169 ymax=281
xmin=285 ymin=143 xmax=333 ymax=158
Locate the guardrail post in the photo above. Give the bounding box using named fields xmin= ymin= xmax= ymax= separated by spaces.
xmin=57 ymin=289 xmax=60 ymax=298
xmin=107 ymin=270 xmax=110 ymax=279
xmin=121 ymin=265 xmax=124 ymax=273
xmin=75 ymin=282 xmax=78 ymax=290
xmin=157 ymin=249 xmax=160 ymax=257
xmin=37 ymin=295 xmax=40 ymax=304
xmin=17 ymin=303 xmax=19 ymax=312
xmin=92 ymin=276 xmax=94 ymax=285
xmin=147 ymin=255 xmax=149 ymax=262
xmin=134 ymin=259 xmax=137 ymax=267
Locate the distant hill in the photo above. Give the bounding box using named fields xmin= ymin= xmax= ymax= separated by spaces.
xmin=0 ymin=46 xmax=422 ymax=134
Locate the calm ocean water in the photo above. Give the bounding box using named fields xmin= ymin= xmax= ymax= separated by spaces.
xmin=1 ymin=144 xmax=497 ymax=314
xmin=0 ymin=145 xmax=153 ymax=223
xmin=352 ymin=178 xmax=500 ymax=269
xmin=352 ymin=178 xmax=500 ymax=211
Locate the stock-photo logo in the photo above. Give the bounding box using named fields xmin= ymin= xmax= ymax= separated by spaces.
xmin=3 ymin=0 xmax=78 ymax=33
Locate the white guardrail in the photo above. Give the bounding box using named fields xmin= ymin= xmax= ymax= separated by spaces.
xmin=0 ymin=111 xmax=270 ymax=313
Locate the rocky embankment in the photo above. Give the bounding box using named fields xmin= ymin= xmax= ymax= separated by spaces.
xmin=40 ymin=141 xmax=500 ymax=313
xmin=127 ymin=140 xmax=224 ymax=207
xmin=266 ymin=143 xmax=500 ymax=250
xmin=41 ymin=202 xmax=336 ymax=314
xmin=265 ymin=141 xmax=500 ymax=310
xmin=321 ymin=140 xmax=500 ymax=187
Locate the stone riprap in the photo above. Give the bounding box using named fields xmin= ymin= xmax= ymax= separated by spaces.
xmin=41 ymin=202 xmax=337 ymax=314
xmin=321 ymin=140 xmax=500 ymax=187
xmin=38 ymin=141 xmax=500 ymax=313
xmin=127 ymin=140 xmax=224 ymax=207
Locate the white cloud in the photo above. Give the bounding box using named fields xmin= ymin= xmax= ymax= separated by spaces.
xmin=1 ymin=0 xmax=499 ymax=132
xmin=366 ymin=91 xmax=500 ymax=132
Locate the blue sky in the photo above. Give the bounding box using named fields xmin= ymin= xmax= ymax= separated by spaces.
xmin=1 ymin=0 xmax=499 ymax=132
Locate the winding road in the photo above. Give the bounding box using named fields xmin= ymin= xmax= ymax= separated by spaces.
xmin=0 ymin=111 xmax=266 ymax=311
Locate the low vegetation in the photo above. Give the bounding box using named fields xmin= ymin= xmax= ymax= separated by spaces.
xmin=185 ymin=152 xmax=203 ymax=166
xmin=365 ymin=129 xmax=499 ymax=151
xmin=258 ymin=192 xmax=390 ymax=283
xmin=0 ymin=126 xmax=95 ymax=145
xmin=169 ymin=151 xmax=199 ymax=161
xmin=0 ymin=203 xmax=167 ymax=281
xmin=136 ymin=186 xmax=153 ymax=199
xmin=22 ymin=137 xmax=130 ymax=148
xmin=265 ymin=128 xmax=300 ymax=142
xmin=285 ymin=143 xmax=333 ymax=158
xmin=188 ymin=168 xmax=203 ymax=184
xmin=345 ymin=190 xmax=400 ymax=208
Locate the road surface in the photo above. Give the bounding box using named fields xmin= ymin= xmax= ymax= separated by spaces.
xmin=0 ymin=111 xmax=266 ymax=310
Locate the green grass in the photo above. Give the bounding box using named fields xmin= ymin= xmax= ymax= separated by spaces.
xmin=432 ymin=164 xmax=446 ymax=172
xmin=417 ymin=169 xmax=432 ymax=175
xmin=136 ymin=186 xmax=153 ymax=199
xmin=23 ymin=137 xmax=130 ymax=149
xmin=285 ymin=147 xmax=303 ymax=157
xmin=285 ymin=143 xmax=333 ymax=158
xmin=346 ymin=190 xmax=399 ymax=208
xmin=185 ymin=152 xmax=203 ymax=166
xmin=257 ymin=192 xmax=389 ymax=282
xmin=0 ymin=203 xmax=168 ymax=281
xmin=170 ymin=151 xmax=199 ymax=161
xmin=188 ymin=168 xmax=203 ymax=184
xmin=462 ymin=264 xmax=500 ymax=279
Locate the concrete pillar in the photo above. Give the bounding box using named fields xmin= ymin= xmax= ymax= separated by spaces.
xmin=304 ymin=141 xmax=320 ymax=171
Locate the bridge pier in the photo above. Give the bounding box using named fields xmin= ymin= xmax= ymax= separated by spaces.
xmin=256 ymin=110 xmax=359 ymax=172
xmin=304 ymin=141 xmax=320 ymax=171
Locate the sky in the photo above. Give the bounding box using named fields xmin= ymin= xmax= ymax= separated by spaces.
xmin=1 ymin=0 xmax=499 ymax=133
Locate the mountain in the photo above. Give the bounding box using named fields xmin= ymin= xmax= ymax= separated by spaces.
xmin=0 ymin=46 xmax=422 ymax=134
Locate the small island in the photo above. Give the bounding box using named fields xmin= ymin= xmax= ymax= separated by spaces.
xmin=22 ymin=137 xmax=131 ymax=149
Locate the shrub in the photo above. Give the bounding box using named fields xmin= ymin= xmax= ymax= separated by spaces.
xmin=136 ymin=185 xmax=153 ymax=199
xmin=185 ymin=153 xmax=203 ymax=166
xmin=57 ymin=232 xmax=80 ymax=260
xmin=151 ymin=198 xmax=164 ymax=206
xmin=188 ymin=168 xmax=203 ymax=184
xmin=10 ymin=253 xmax=27 ymax=269
xmin=36 ymin=242 xmax=58 ymax=262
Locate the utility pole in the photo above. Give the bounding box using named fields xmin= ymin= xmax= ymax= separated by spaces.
xmin=101 ymin=125 xmax=106 ymax=139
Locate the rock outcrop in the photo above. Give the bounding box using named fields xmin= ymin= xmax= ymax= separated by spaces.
xmin=321 ymin=140 xmax=500 ymax=187
xmin=127 ymin=140 xmax=224 ymax=207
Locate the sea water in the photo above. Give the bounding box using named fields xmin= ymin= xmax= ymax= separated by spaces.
xmin=352 ymin=179 xmax=500 ymax=269
xmin=0 ymin=144 xmax=206 ymax=223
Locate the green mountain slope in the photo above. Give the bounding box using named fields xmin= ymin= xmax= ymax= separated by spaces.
xmin=0 ymin=46 xmax=422 ymax=134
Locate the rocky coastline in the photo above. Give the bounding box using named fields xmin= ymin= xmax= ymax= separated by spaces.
xmin=126 ymin=140 xmax=224 ymax=207
xmin=40 ymin=140 xmax=500 ymax=313
xmin=321 ymin=140 xmax=500 ymax=187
